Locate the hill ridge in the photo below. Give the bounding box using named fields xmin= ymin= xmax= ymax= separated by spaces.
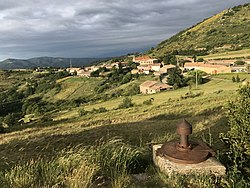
xmin=149 ymin=3 xmax=250 ymax=58
xmin=0 ymin=57 xmax=109 ymax=69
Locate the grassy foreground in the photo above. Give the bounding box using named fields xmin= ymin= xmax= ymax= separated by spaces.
xmin=0 ymin=73 xmax=249 ymax=187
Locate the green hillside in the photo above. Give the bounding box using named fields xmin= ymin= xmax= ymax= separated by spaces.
xmin=1 ymin=3 xmax=250 ymax=186
xmin=0 ymin=70 xmax=250 ymax=187
xmin=149 ymin=3 xmax=250 ymax=58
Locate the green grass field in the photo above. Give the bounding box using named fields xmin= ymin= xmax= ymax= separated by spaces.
xmin=47 ymin=77 xmax=102 ymax=101
xmin=0 ymin=72 xmax=249 ymax=187
xmin=1 ymin=73 xmax=246 ymax=160
xmin=200 ymin=49 xmax=250 ymax=60
xmin=0 ymin=70 xmax=32 ymax=90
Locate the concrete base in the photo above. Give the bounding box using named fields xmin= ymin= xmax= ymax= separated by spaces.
xmin=153 ymin=144 xmax=226 ymax=176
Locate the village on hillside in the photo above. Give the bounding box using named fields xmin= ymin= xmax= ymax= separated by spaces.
xmin=64 ymin=55 xmax=250 ymax=94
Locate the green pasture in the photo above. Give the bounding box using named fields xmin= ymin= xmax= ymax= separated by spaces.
xmin=200 ymin=49 xmax=250 ymax=60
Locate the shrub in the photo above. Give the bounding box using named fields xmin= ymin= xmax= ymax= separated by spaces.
xmin=40 ymin=116 xmax=53 ymax=122
xmin=3 ymin=113 xmax=21 ymax=127
xmin=234 ymin=60 xmax=246 ymax=65
xmin=78 ymin=108 xmax=88 ymax=117
xmin=214 ymin=89 xmax=223 ymax=94
xmin=118 ymin=97 xmax=134 ymax=109
xmin=206 ymin=28 xmax=217 ymax=35
xmin=91 ymin=107 xmax=108 ymax=113
xmin=143 ymin=98 xmax=154 ymax=105
xmin=196 ymin=58 xmax=204 ymax=62
xmin=96 ymin=83 xmax=110 ymax=93
xmin=220 ymin=85 xmax=250 ymax=174
xmin=180 ymin=92 xmax=204 ymax=99
xmin=123 ymin=84 xmax=140 ymax=96
xmin=232 ymin=76 xmax=236 ymax=82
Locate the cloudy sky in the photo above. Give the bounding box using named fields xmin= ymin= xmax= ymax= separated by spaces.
xmin=0 ymin=0 xmax=249 ymax=60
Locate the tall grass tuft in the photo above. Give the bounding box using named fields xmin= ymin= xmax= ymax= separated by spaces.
xmin=0 ymin=138 xmax=145 ymax=188
xmin=89 ymin=138 xmax=144 ymax=186
xmin=0 ymin=155 xmax=98 ymax=188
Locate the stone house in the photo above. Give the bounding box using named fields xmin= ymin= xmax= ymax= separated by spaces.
xmin=77 ymin=70 xmax=91 ymax=77
xmin=137 ymin=65 xmax=151 ymax=74
xmin=133 ymin=55 xmax=158 ymax=65
xmin=206 ymin=59 xmax=235 ymax=66
xmin=184 ymin=62 xmax=231 ymax=74
xmin=160 ymin=64 xmax=176 ymax=74
xmin=151 ymin=63 xmax=162 ymax=71
xmin=84 ymin=67 xmax=92 ymax=71
xmin=140 ymin=81 xmax=173 ymax=94
xmin=154 ymin=64 xmax=176 ymax=76
xmin=131 ymin=69 xmax=139 ymax=74
xmin=66 ymin=67 xmax=81 ymax=73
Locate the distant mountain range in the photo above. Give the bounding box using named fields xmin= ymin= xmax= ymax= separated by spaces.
xmin=0 ymin=57 xmax=109 ymax=69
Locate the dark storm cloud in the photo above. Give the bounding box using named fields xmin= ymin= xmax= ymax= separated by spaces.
xmin=0 ymin=0 xmax=250 ymax=60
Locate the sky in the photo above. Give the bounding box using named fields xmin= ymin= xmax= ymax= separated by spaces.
xmin=0 ymin=0 xmax=250 ymax=60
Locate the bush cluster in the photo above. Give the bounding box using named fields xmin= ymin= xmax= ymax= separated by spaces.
xmin=232 ymin=75 xmax=240 ymax=82
xmin=221 ymin=85 xmax=250 ymax=174
xmin=118 ymin=97 xmax=134 ymax=109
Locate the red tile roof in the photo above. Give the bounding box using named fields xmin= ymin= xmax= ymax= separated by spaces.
xmin=134 ymin=55 xmax=151 ymax=61
xmin=140 ymin=81 xmax=172 ymax=90
xmin=140 ymin=81 xmax=158 ymax=87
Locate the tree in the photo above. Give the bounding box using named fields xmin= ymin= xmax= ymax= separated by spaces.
xmin=221 ymin=85 xmax=250 ymax=173
xmin=187 ymin=70 xmax=206 ymax=84
xmin=247 ymin=64 xmax=250 ymax=74
xmin=163 ymin=54 xmax=177 ymax=65
xmin=192 ymin=55 xmax=197 ymax=62
xmin=179 ymin=60 xmax=189 ymax=68
xmin=90 ymin=69 xmax=100 ymax=77
xmin=121 ymin=73 xmax=132 ymax=84
xmin=3 ymin=113 xmax=16 ymax=127
xmin=167 ymin=67 xmax=186 ymax=87
xmin=127 ymin=60 xmax=137 ymax=69
xmin=236 ymin=75 xmax=240 ymax=82
xmin=72 ymin=70 xmax=77 ymax=76
xmin=117 ymin=62 xmax=123 ymax=73
xmin=0 ymin=117 xmax=4 ymax=133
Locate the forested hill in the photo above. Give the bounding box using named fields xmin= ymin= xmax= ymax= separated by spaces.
xmin=0 ymin=57 xmax=108 ymax=69
xmin=149 ymin=3 xmax=250 ymax=58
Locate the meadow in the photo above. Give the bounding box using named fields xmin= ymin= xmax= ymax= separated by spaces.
xmin=200 ymin=48 xmax=250 ymax=60
xmin=0 ymin=72 xmax=249 ymax=187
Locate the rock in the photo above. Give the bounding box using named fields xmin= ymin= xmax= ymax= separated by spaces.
xmin=132 ymin=173 xmax=149 ymax=182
